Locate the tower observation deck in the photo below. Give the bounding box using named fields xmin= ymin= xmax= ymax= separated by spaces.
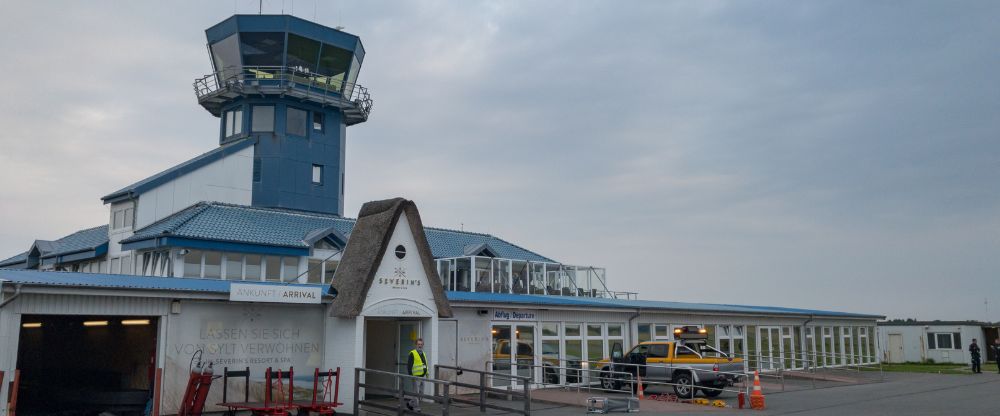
xmin=194 ymin=15 xmax=372 ymax=125
xmin=191 ymin=15 xmax=372 ymax=216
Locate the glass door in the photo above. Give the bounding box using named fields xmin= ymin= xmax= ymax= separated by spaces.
xmin=397 ymin=322 xmax=421 ymax=375
xmin=758 ymin=327 xmax=782 ymax=371
xmin=515 ymin=325 xmax=536 ymax=386
xmin=492 ymin=325 xmax=513 ymax=387
xmin=491 ymin=324 xmax=537 ymax=387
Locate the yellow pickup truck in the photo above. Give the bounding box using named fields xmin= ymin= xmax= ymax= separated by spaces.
xmin=598 ymin=327 xmax=745 ymax=398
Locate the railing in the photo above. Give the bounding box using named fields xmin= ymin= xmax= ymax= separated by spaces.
xmin=434 ymin=365 xmax=531 ymax=416
xmin=354 ymin=367 xmax=451 ymax=416
xmin=437 ymin=256 xmax=638 ymax=300
xmin=193 ymin=65 xmax=373 ymax=120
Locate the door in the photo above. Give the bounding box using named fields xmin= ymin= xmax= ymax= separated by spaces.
xmin=758 ymin=327 xmax=782 ymax=371
xmin=646 ymin=343 xmax=670 ymax=381
xmin=887 ymin=334 xmax=904 ymax=363
xmin=491 ymin=324 xmax=537 ymax=387
xmin=396 ymin=322 xmax=421 ymax=375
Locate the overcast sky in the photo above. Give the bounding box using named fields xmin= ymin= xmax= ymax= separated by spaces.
xmin=0 ymin=1 xmax=997 ymax=321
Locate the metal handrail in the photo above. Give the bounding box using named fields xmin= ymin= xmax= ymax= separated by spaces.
xmin=193 ymin=65 xmax=373 ymax=118
xmin=434 ymin=365 xmax=530 ymax=415
xmin=354 ymin=367 xmax=451 ymax=416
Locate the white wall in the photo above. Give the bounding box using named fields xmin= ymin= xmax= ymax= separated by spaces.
xmin=877 ymin=324 xmax=985 ymax=364
xmin=135 ymin=145 xmax=254 ymax=229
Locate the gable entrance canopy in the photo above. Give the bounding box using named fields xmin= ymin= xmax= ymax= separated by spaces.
xmin=330 ymin=198 xmax=452 ymax=318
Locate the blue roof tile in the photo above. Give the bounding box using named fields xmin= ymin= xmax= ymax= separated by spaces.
xmin=40 ymin=225 xmax=109 ymax=258
xmin=0 ymin=252 xmax=28 ymax=267
xmin=124 ymin=202 xmax=554 ymax=262
xmin=445 ymin=291 xmax=883 ymax=319
xmin=0 ymin=226 xmax=109 ymax=267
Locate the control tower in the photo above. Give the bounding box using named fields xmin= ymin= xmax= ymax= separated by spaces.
xmin=194 ymin=15 xmax=372 ymax=216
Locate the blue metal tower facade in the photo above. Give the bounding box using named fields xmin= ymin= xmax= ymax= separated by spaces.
xmin=195 ymin=15 xmax=371 ymax=216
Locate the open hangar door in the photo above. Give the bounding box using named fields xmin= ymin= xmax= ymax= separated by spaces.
xmin=16 ymin=314 xmax=159 ymax=416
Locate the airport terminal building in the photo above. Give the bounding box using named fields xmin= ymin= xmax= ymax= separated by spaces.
xmin=0 ymin=14 xmax=882 ymax=415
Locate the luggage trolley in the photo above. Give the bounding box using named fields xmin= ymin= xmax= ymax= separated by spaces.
xmin=219 ymin=367 xmax=298 ymax=416
xmin=292 ymin=368 xmax=343 ymax=415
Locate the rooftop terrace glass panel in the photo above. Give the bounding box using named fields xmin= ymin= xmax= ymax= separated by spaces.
xmin=241 ymin=32 xmax=285 ymax=67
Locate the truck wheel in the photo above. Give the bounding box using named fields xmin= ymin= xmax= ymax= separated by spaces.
xmin=701 ymin=386 xmax=723 ymax=398
xmin=543 ymin=366 xmax=559 ymax=384
xmin=599 ymin=370 xmax=621 ymax=391
xmin=672 ymin=373 xmax=694 ymax=398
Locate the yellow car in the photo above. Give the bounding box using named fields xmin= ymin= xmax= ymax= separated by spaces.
xmin=598 ymin=327 xmax=745 ymax=398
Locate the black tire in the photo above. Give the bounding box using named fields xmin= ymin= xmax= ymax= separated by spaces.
xmin=701 ymin=386 xmax=723 ymax=398
xmin=543 ymin=366 xmax=559 ymax=385
xmin=599 ymin=369 xmax=622 ymax=391
xmin=672 ymin=372 xmax=695 ymax=398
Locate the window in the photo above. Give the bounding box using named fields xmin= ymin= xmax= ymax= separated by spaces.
xmin=313 ymin=112 xmax=324 ymax=132
xmin=113 ymin=210 xmax=123 ymax=229
xmin=286 ymin=33 xmax=321 ymax=72
xmin=122 ymin=255 xmax=132 ymax=275
xmin=224 ymin=108 xmax=243 ymax=137
xmin=648 ymin=344 xmax=669 ymax=358
xmin=111 ymin=257 xmax=121 ymax=274
xmin=245 ymin=255 xmax=262 ymax=280
xmin=317 ymin=43 xmax=353 ymax=88
xmin=225 ymin=253 xmax=243 ymax=280
xmin=240 ymin=32 xmax=284 ymax=67
xmin=312 ymin=164 xmax=323 ymax=185
xmin=282 ymin=257 xmax=298 ymax=281
xmin=264 ymin=256 xmax=281 ymax=281
xmin=253 ymin=157 xmax=262 ymax=182
xmin=124 ymin=208 xmax=134 ymax=228
xmin=323 ymin=260 xmax=338 ymax=283
xmin=210 ymin=34 xmax=241 ymax=80
xmin=203 ymin=252 xmax=222 ymax=278
xmin=286 ymin=107 xmax=308 ymax=136
xmin=307 ymin=259 xmax=322 ymax=284
xmin=251 ymin=105 xmax=275 ymax=132
xmin=183 ymin=250 xmax=203 ymax=277
xmin=638 ymin=324 xmax=652 ymax=343
xmin=929 ymin=332 xmax=961 ymax=350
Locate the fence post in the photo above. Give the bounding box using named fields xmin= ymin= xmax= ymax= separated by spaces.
xmin=442 ymin=380 xmax=451 ymax=416
xmin=434 ymin=366 xmax=440 ymax=398
xmin=397 ymin=374 xmax=405 ymax=416
xmin=523 ymin=377 xmax=531 ymax=416
xmin=479 ymin=372 xmax=487 ymax=413
xmin=354 ymin=368 xmax=361 ymax=416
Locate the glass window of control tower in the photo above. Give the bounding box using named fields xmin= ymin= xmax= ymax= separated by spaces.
xmin=287 ymin=34 xmax=321 ymax=72
xmin=252 ymin=106 xmax=274 ymax=132
xmin=210 ymin=34 xmax=241 ymax=80
xmin=317 ymin=44 xmax=352 ymax=88
xmin=240 ymin=32 xmax=284 ymax=67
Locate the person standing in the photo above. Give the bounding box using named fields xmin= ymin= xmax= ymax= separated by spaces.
xmin=993 ymin=338 xmax=1000 ymax=374
xmin=969 ymin=338 xmax=982 ymax=374
xmin=406 ymin=338 xmax=428 ymax=411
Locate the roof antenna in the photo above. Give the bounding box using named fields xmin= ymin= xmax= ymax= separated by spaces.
xmin=259 ymin=0 xmax=263 ymax=14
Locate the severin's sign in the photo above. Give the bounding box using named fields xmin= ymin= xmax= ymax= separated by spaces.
xmin=230 ymin=283 xmax=322 ymax=304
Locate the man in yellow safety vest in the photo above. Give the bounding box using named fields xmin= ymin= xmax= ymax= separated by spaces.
xmin=406 ymin=338 xmax=427 ymax=411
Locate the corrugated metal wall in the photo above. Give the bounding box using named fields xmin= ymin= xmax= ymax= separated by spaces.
xmin=8 ymin=293 xmax=171 ymax=316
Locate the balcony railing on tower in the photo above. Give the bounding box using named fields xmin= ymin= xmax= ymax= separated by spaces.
xmin=194 ymin=65 xmax=373 ymax=125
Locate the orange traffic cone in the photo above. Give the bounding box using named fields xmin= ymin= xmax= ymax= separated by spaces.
xmin=750 ymin=370 xmax=766 ymax=410
xmin=637 ymin=373 xmax=645 ymax=399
